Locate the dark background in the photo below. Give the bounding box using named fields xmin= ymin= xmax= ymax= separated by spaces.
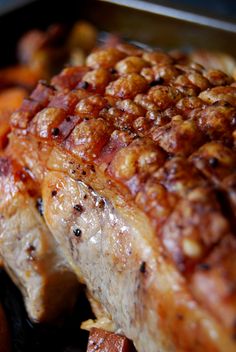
xmin=149 ymin=0 xmax=236 ymax=21
xmin=0 ymin=0 xmax=235 ymax=21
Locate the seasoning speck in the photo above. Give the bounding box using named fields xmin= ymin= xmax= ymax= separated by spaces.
xmin=198 ymin=263 xmax=211 ymax=271
xmin=36 ymin=198 xmax=43 ymax=216
xmin=52 ymin=127 xmax=60 ymax=137
xmin=109 ymin=68 xmax=117 ymax=74
xmin=26 ymin=244 xmax=36 ymax=261
xmin=51 ymin=190 xmax=57 ymax=197
xmin=73 ymin=228 xmax=82 ymax=237
xmin=97 ymin=199 xmax=105 ymax=209
xmin=139 ymin=261 xmax=146 ymax=274
xmin=150 ymin=77 xmax=164 ymax=86
xmin=74 ymin=204 xmax=83 ymax=213
xmin=209 ymin=157 xmax=219 ymax=168
xmin=78 ymin=81 xmax=89 ymax=89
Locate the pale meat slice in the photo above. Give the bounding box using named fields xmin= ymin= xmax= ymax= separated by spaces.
xmin=42 ymin=170 xmax=236 ymax=352
xmin=0 ymin=157 xmax=79 ymax=322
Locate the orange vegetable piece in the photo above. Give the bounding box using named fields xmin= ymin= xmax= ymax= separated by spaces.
xmin=0 ymin=66 xmax=40 ymax=90
xmin=87 ymin=328 xmax=136 ymax=352
xmin=0 ymin=87 xmax=27 ymax=148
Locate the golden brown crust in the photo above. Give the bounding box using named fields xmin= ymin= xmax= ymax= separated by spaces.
xmin=8 ymin=44 xmax=236 ymax=338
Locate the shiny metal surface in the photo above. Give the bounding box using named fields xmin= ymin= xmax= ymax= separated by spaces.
xmin=0 ymin=0 xmax=235 ymax=56
xmin=100 ymin=0 xmax=236 ymax=33
xmin=81 ymin=0 xmax=236 ymax=56
xmin=0 ymin=0 xmax=36 ymax=16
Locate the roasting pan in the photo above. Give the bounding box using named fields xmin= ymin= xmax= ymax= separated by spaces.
xmin=0 ymin=1 xmax=235 ymax=351
xmin=0 ymin=0 xmax=236 ymax=68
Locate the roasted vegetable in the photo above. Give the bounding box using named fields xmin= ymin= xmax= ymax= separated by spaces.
xmin=0 ymin=88 xmax=27 ymax=149
xmin=87 ymin=328 xmax=136 ymax=352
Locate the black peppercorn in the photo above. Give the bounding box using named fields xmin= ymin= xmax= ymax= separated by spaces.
xmin=51 ymin=127 xmax=60 ymax=137
xmin=150 ymin=77 xmax=164 ymax=86
xmin=74 ymin=204 xmax=83 ymax=213
xmin=78 ymin=81 xmax=89 ymax=89
xmin=109 ymin=68 xmax=117 ymax=74
xmin=209 ymin=157 xmax=219 ymax=168
xmin=51 ymin=190 xmax=57 ymax=197
xmin=73 ymin=228 xmax=82 ymax=237
xmin=139 ymin=261 xmax=146 ymax=274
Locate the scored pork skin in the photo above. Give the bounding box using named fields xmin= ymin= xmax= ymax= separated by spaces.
xmin=0 ymin=157 xmax=79 ymax=322
xmin=7 ymin=44 xmax=236 ymax=350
